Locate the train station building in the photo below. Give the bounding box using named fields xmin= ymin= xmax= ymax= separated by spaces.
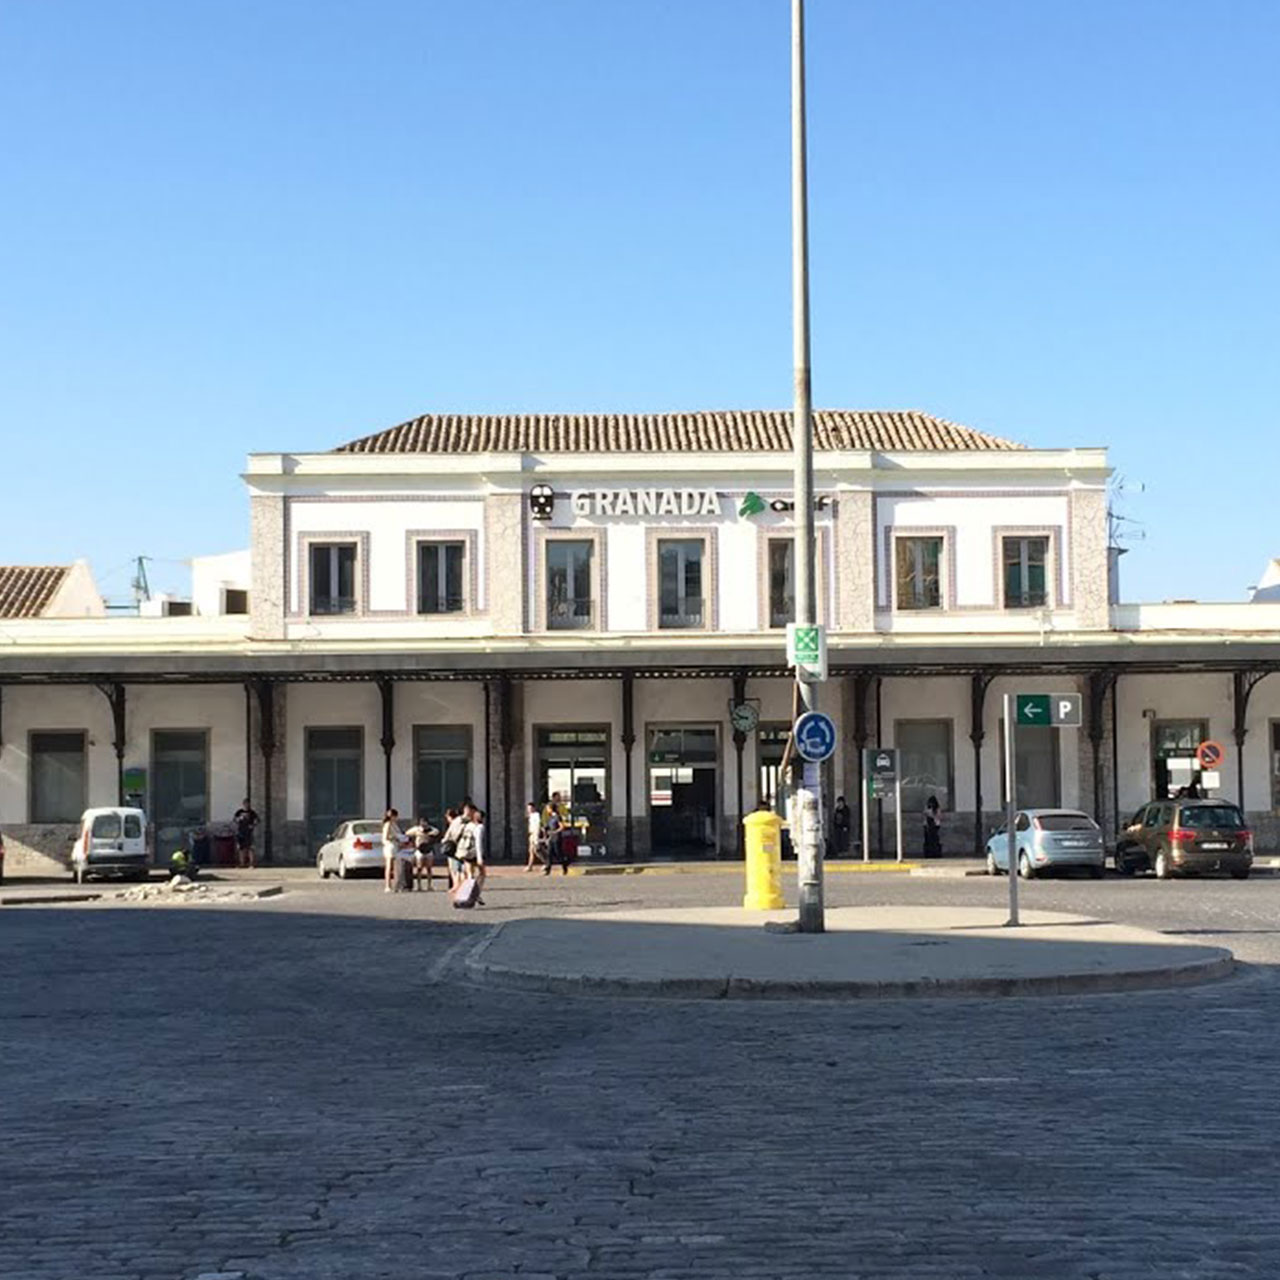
xmin=2 ymin=407 xmax=1279 ymax=867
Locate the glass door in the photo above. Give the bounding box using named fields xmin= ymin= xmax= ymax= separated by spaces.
xmin=413 ymin=726 xmax=471 ymax=827
xmin=648 ymin=726 xmax=719 ymax=856
xmin=152 ymin=730 xmax=209 ymax=859
xmin=306 ymin=728 xmax=363 ymax=853
xmin=536 ymin=726 xmax=609 ymax=851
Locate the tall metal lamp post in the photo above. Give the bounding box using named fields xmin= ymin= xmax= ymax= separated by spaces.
xmin=791 ymin=0 xmax=824 ymax=933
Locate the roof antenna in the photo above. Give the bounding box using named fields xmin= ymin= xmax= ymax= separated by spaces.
xmin=131 ymin=556 xmax=152 ymax=612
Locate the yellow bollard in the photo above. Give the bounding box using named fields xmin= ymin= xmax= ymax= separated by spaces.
xmin=742 ymin=809 xmax=785 ymax=910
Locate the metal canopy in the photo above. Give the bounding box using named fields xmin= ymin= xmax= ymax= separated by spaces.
xmin=1 ymin=639 xmax=1278 ymax=685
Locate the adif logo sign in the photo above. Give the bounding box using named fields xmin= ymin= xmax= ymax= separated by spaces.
xmin=739 ymin=492 xmax=834 ymax=518
xmin=571 ymin=489 xmax=722 ymax=517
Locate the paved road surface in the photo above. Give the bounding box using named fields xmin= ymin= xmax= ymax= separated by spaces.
xmin=2 ymin=870 xmax=1278 ymax=1279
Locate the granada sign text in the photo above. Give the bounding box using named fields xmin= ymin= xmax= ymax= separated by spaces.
xmin=570 ymin=488 xmax=722 ymax=517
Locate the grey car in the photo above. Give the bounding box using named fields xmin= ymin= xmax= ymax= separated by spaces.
xmin=986 ymin=808 xmax=1105 ymax=879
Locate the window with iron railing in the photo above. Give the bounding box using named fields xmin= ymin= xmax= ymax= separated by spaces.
xmin=546 ymin=540 xmax=594 ymax=630
xmin=658 ymin=538 xmax=705 ymax=629
xmin=310 ymin=543 xmax=357 ymax=615
xmin=1002 ymin=536 xmax=1049 ymax=609
xmin=418 ymin=541 xmax=466 ymax=614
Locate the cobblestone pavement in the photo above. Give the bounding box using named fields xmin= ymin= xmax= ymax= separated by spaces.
xmin=2 ymin=871 xmax=1279 ymax=1279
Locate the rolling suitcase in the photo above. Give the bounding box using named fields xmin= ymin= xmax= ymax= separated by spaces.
xmin=396 ymin=856 xmax=415 ymax=891
xmin=453 ymin=876 xmax=480 ymax=909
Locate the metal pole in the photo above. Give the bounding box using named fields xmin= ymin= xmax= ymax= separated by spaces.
xmin=1004 ymin=692 xmax=1020 ymax=927
xmin=791 ymin=0 xmax=823 ymax=933
xmin=862 ymin=757 xmax=870 ymax=863
xmin=895 ymin=781 xmax=904 ymax=863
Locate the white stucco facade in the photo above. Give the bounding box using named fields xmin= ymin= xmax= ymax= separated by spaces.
xmin=3 ymin=411 xmax=1278 ymax=869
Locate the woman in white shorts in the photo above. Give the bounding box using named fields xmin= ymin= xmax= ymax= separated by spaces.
xmin=381 ymin=808 xmax=402 ymax=893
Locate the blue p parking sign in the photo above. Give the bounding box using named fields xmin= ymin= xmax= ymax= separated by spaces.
xmin=794 ymin=711 xmax=837 ymax=763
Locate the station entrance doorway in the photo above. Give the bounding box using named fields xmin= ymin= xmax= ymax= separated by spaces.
xmin=648 ymin=726 xmax=719 ymax=857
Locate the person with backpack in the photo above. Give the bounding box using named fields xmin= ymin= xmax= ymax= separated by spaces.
xmin=439 ymin=808 xmax=464 ymax=890
xmin=452 ymin=806 xmax=487 ymax=908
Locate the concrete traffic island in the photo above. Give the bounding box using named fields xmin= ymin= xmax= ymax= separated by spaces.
xmin=464 ymin=905 xmax=1234 ymax=1000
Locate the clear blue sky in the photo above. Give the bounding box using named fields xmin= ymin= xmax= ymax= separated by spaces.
xmin=2 ymin=0 xmax=1276 ymax=604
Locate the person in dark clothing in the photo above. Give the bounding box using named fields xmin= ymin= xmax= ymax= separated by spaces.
xmin=923 ymin=795 xmax=943 ymax=858
xmin=233 ymin=799 xmax=259 ymax=869
xmin=832 ymin=796 xmax=852 ymax=855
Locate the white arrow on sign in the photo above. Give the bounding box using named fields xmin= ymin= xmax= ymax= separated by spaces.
xmin=1024 ymin=703 xmax=1044 ymax=719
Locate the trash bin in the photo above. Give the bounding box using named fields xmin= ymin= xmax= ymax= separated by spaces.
xmin=742 ymin=810 xmax=784 ymax=910
xmin=212 ymin=832 xmax=238 ymax=866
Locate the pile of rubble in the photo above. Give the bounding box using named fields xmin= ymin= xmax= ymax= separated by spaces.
xmin=110 ymin=876 xmax=270 ymax=905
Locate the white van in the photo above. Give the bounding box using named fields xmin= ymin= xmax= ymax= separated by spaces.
xmin=71 ymin=807 xmax=151 ymax=884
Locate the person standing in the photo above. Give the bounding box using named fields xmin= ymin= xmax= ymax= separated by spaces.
xmin=381 ymin=808 xmax=403 ymax=892
xmin=406 ymin=815 xmax=438 ymax=890
xmin=440 ymin=807 xmax=465 ymax=890
xmin=542 ymin=806 xmax=565 ymax=876
xmin=923 ymin=795 xmax=943 ymax=859
xmin=525 ymin=802 xmax=544 ymax=871
xmin=832 ymin=796 xmax=851 ymax=856
xmin=456 ymin=806 xmax=487 ymax=904
xmin=233 ymin=798 xmax=259 ymax=869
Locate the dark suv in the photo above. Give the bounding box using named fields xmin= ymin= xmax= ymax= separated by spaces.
xmin=1115 ymin=799 xmax=1253 ymax=880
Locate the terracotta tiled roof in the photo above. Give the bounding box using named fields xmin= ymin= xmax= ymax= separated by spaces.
xmin=0 ymin=566 xmax=68 ymax=618
xmin=333 ymin=409 xmax=1023 ymax=455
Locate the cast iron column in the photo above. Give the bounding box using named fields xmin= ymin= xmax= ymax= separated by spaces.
xmin=96 ymin=681 xmax=127 ymax=804
xmin=621 ymin=672 xmax=635 ymax=862
xmin=970 ymin=672 xmax=993 ymax=855
xmin=255 ymin=681 xmax=276 ymax=864
xmin=378 ymin=679 xmax=395 ymax=814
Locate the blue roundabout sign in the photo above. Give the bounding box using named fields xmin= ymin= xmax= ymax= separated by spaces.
xmin=793 ymin=711 xmax=837 ymax=763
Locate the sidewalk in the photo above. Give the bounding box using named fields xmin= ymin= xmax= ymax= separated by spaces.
xmin=464 ymin=904 xmax=1234 ymax=1001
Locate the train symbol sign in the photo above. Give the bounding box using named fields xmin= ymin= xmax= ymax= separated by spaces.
xmin=794 ymin=711 xmax=837 ymax=763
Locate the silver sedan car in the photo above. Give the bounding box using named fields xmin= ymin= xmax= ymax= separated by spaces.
xmin=316 ymin=820 xmax=412 ymax=879
xmin=986 ymin=809 xmax=1105 ymax=879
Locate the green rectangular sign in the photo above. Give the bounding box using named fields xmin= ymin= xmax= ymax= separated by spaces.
xmin=789 ymin=625 xmax=821 ymax=662
xmin=1016 ymin=694 xmax=1051 ymax=726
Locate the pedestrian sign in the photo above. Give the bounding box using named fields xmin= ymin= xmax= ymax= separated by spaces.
xmin=1016 ymin=693 xmax=1081 ymax=727
xmin=794 ymin=710 xmax=837 ymax=763
xmin=786 ymin=623 xmax=828 ymax=683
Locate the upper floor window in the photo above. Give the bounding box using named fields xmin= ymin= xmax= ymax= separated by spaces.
xmin=1002 ymin=536 xmax=1048 ymax=609
xmin=659 ymin=538 xmax=705 ymax=629
xmin=895 ymin=536 xmax=942 ymax=610
xmin=417 ymin=541 xmax=465 ymax=614
xmin=310 ymin=543 xmax=357 ymax=615
xmin=546 ymin=540 xmax=594 ymax=630
xmin=768 ymin=540 xmax=794 ymax=629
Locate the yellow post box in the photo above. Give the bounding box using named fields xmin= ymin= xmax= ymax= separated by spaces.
xmin=743 ymin=809 xmax=785 ymax=910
